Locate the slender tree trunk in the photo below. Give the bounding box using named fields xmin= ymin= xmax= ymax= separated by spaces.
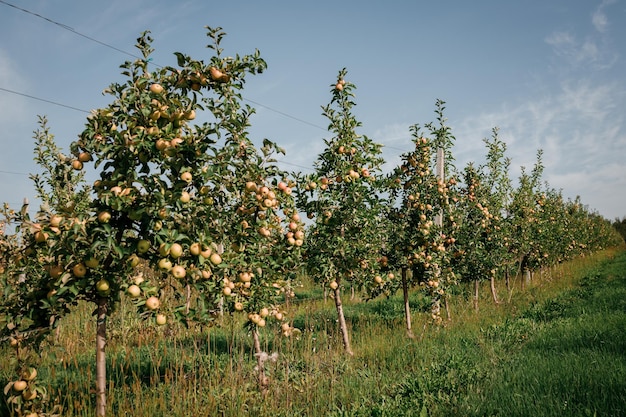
xmin=490 ymin=275 xmax=500 ymax=304
xmin=473 ymin=279 xmax=480 ymax=312
xmin=95 ymin=297 xmax=108 ymax=417
xmin=401 ymin=268 xmax=414 ymax=338
xmin=333 ymin=285 xmax=353 ymax=356
xmin=444 ymin=295 xmax=451 ymax=321
xmin=252 ymin=328 xmax=269 ymax=395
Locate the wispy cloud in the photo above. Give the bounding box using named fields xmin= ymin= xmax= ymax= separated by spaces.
xmin=545 ymin=1 xmax=618 ymax=70
xmin=591 ymin=0 xmax=616 ymax=33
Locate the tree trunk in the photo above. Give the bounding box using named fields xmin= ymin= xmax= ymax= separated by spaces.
xmin=401 ymin=268 xmax=414 ymax=338
xmin=490 ymin=275 xmax=500 ymax=304
xmin=333 ymin=285 xmax=353 ymax=356
xmin=444 ymin=295 xmax=451 ymax=321
xmin=473 ymin=279 xmax=480 ymax=312
xmin=524 ymin=268 xmax=531 ymax=287
xmin=95 ymin=297 xmax=108 ymax=417
xmin=252 ymin=328 xmax=269 ymax=395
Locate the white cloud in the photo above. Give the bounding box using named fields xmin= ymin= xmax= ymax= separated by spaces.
xmin=591 ymin=0 xmax=616 ymax=33
xmin=545 ymin=1 xmax=618 ymax=70
xmin=452 ymin=79 xmax=626 ymax=219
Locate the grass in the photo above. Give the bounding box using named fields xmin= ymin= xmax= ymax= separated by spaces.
xmin=2 ymin=248 xmax=625 ymax=416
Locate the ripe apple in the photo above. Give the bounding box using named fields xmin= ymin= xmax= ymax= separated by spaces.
xmin=128 ymin=253 xmax=141 ymax=267
xmin=169 ymin=243 xmax=183 ymax=259
xmin=180 ymin=191 xmax=191 ymax=203
xmin=209 ymin=253 xmax=222 ymax=265
xmin=85 ymin=257 xmax=100 ymax=268
xmin=127 ymin=284 xmax=141 ymax=298
xmin=72 ymin=160 xmax=83 ymax=170
xmin=22 ymin=388 xmax=37 ymax=401
xmin=158 ymin=258 xmax=172 ymax=271
xmin=329 ymin=281 xmax=338 ymax=290
xmin=97 ymin=211 xmax=111 ymax=223
xmin=96 ymin=279 xmax=110 ymax=295
xmin=78 ymin=151 xmax=92 ymax=162
xmin=47 ymin=264 xmax=63 ymax=279
xmin=21 ymin=367 xmax=37 ymax=381
xmin=34 ymin=230 xmax=49 ymax=243
xmin=149 ymin=83 xmax=164 ymax=94
xmin=155 ymin=314 xmax=167 ymax=326
xmin=171 ymin=265 xmax=186 ymax=279
xmin=12 ymin=380 xmax=27 ymax=392
xmin=180 ymin=172 xmax=192 ymax=183
xmin=189 ymin=242 xmax=201 ymax=256
xmin=200 ymin=245 xmax=212 ymax=258
xmin=49 ymin=214 xmax=63 ymax=227
xmin=234 ymin=301 xmax=244 ymax=311
xmin=137 ymin=239 xmax=151 ymax=254
xmin=145 ymin=296 xmax=160 ymax=310
xmin=222 ymin=286 xmax=232 ymax=296
xmin=72 ymin=263 xmax=87 ymax=278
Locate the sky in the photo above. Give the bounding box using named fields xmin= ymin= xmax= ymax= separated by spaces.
xmin=1 ymin=0 xmax=625 ymax=221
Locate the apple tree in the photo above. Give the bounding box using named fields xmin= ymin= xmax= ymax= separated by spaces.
xmin=2 ymin=27 xmax=303 ymax=416
xmin=296 ymin=70 xmax=387 ymax=355
xmin=384 ymin=124 xmax=457 ymax=334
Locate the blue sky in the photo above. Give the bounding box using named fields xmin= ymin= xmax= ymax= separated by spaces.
xmin=1 ymin=0 xmax=625 ymax=220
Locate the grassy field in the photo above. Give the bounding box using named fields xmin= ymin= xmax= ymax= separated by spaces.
xmin=2 ymin=248 xmax=625 ymax=416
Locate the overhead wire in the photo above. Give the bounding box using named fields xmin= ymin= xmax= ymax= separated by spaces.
xmin=0 ymin=0 xmax=413 ymax=178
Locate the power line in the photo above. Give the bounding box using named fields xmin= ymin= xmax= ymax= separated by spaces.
xmin=0 ymin=87 xmax=89 ymax=113
xmin=0 ymin=1 xmax=414 ymax=171
xmin=0 ymin=170 xmax=30 ymax=176
xmin=0 ymin=0 xmax=142 ymax=61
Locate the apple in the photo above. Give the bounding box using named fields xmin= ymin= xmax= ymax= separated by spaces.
xmin=22 ymin=388 xmax=37 ymax=401
xmin=158 ymin=258 xmax=172 ymax=271
xmin=127 ymin=284 xmax=141 ymax=298
xmin=78 ymin=151 xmax=92 ymax=162
xmin=169 ymin=243 xmax=183 ymax=259
xmin=97 ymin=211 xmax=111 ymax=223
xmin=200 ymin=245 xmax=212 ymax=258
xmin=171 ymin=265 xmax=186 ymax=279
xmin=49 ymin=214 xmax=63 ymax=227
xmin=180 ymin=191 xmax=191 ymax=203
xmin=72 ymin=160 xmax=83 ymax=170
xmin=155 ymin=314 xmax=167 ymax=326
xmin=128 ymin=253 xmax=140 ymax=267
xmin=145 ymin=296 xmax=160 ymax=310
xmin=209 ymin=253 xmax=222 ymax=265
xmin=189 ymin=242 xmax=201 ymax=256
xmin=180 ymin=172 xmax=192 ymax=183
xmin=34 ymin=230 xmax=48 ymax=243
xmin=21 ymin=367 xmax=37 ymax=381
xmin=239 ymin=271 xmax=251 ymax=283
xmin=149 ymin=83 xmax=164 ymax=94
xmin=158 ymin=243 xmax=170 ymax=257
xmin=72 ymin=263 xmax=87 ymax=278
xmin=96 ymin=279 xmax=110 ymax=295
xmin=329 ymin=281 xmax=338 ymax=290
xmin=47 ymin=264 xmax=63 ymax=279
xmin=85 ymin=257 xmax=100 ymax=268
xmin=245 ymin=181 xmax=257 ymax=192
xmin=137 ymin=239 xmax=151 ymax=254
xmin=234 ymin=302 xmax=244 ymax=311
xmin=184 ymin=110 xmax=196 ymax=120
xmin=155 ymin=139 xmax=168 ymax=151
xmin=222 ymin=286 xmax=232 ymax=296
xmin=12 ymin=380 xmax=27 ymax=392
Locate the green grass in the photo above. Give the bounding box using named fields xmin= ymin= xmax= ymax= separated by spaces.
xmin=2 ymin=249 xmax=625 ymax=416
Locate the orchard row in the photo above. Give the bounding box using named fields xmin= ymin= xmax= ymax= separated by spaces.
xmin=0 ymin=27 xmax=622 ymax=416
